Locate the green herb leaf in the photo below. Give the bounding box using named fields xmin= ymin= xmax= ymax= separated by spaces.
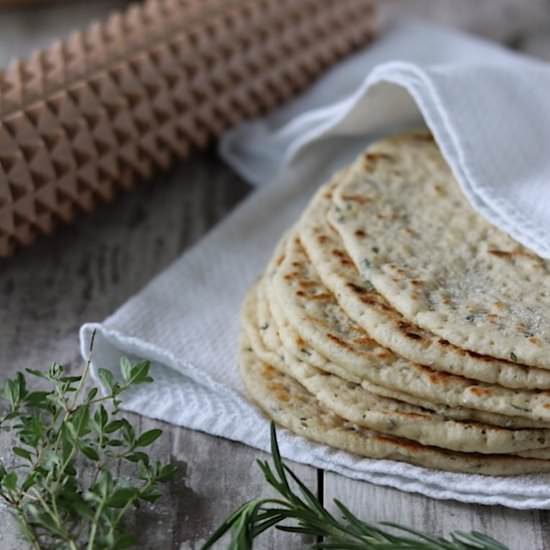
xmin=2 ymin=471 xmax=17 ymax=491
xmin=125 ymin=452 xmax=150 ymax=464
xmin=13 ymin=446 xmax=32 ymax=461
xmin=87 ymin=387 xmax=99 ymax=401
xmin=129 ymin=361 xmax=154 ymax=385
xmin=105 ymin=419 xmax=125 ymax=434
xmin=95 ymin=404 xmax=109 ymax=430
xmin=98 ymin=368 xmax=115 ymax=393
xmin=139 ymin=488 xmax=162 ymax=503
xmin=159 ymin=463 xmax=178 ymax=481
xmin=120 ymin=357 xmax=133 ymax=383
xmin=24 ymin=390 xmax=49 ymax=406
xmin=135 ymin=429 xmax=162 ymax=448
xmin=108 ymin=487 xmax=139 ymax=508
xmin=48 ymin=362 xmax=63 ymax=380
xmin=0 ymin=356 xmax=174 ymax=549
xmin=81 ymin=445 xmax=100 ymax=462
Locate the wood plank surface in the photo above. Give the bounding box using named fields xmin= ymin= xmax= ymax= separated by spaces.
xmin=324 ymin=473 xmax=550 ymax=550
xmin=121 ymin=415 xmax=315 ymax=549
xmin=2 ymin=1 xmax=550 ymax=548
xmin=0 ymin=148 xmax=315 ymax=548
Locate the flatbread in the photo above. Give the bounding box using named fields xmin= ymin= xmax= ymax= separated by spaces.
xmin=357 ymin=380 xmax=550 ymax=430
xmin=239 ymin=330 xmax=550 ymax=475
xmin=243 ymin=283 xmax=550 ymax=455
xmin=299 ymin=175 xmax=550 ymax=389
xmin=329 ymin=132 xmax=550 ymax=369
xmin=269 ymin=231 xmax=550 ymax=423
xmin=263 ymin=266 xmax=550 ymax=431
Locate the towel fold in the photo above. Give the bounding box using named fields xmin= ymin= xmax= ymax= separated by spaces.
xmin=81 ymin=21 xmax=550 ymax=509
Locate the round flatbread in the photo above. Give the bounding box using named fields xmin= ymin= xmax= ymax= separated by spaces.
xmin=329 ymin=132 xmax=550 ymax=369
xmin=298 ymin=175 xmax=550 ymax=389
xmin=239 ymin=330 xmax=550 ymax=475
xmin=243 ymin=283 xmax=550 ymax=455
xmin=269 ymin=231 xmax=550 ymax=423
xmin=267 ymin=257 xmax=550 ymax=430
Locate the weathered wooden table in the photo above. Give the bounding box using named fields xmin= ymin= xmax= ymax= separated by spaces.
xmin=3 ymin=1 xmax=550 ymax=548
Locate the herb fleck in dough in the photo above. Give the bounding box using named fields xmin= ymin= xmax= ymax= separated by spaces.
xmin=298 ymin=173 xmax=550 ymax=389
xmin=329 ymin=133 xmax=550 ymax=369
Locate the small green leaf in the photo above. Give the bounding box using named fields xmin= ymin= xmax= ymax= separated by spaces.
xmin=60 ymin=375 xmax=82 ymax=383
xmin=94 ymin=405 xmax=109 ymax=430
xmin=4 ymin=378 xmax=22 ymax=409
xmin=107 ymin=487 xmax=139 ymax=508
xmin=158 ymin=463 xmax=178 ymax=481
xmin=105 ymin=420 xmax=125 ymax=434
xmin=63 ymin=494 xmax=94 ymax=520
xmin=135 ymin=429 xmax=162 ymax=448
xmin=81 ymin=445 xmax=100 ymax=462
xmin=70 ymin=405 xmax=91 ymax=437
xmin=24 ymin=391 xmax=49 ymax=406
xmin=87 ymin=387 xmax=98 ymax=401
xmin=140 ymin=489 xmax=161 ymax=503
xmin=120 ymin=420 xmax=135 ymax=445
xmin=48 ymin=363 xmax=63 ymax=380
xmin=61 ymin=426 xmax=76 ymax=462
xmin=42 ymin=449 xmax=61 ymax=472
xmin=13 ymin=447 xmax=32 ymax=461
xmin=120 ymin=357 xmax=133 ymax=382
xmin=129 ymin=361 xmax=153 ymax=385
xmin=124 ymin=452 xmax=149 ymax=464
xmin=2 ymin=471 xmax=17 ymax=491
xmin=95 ymin=470 xmax=113 ymax=497
xmin=21 ymin=471 xmax=38 ymax=492
xmin=98 ymin=368 xmax=114 ymax=393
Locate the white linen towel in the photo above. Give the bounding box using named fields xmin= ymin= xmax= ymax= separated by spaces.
xmin=81 ymin=21 xmax=550 ymax=509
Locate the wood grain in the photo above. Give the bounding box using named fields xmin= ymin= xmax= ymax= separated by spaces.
xmin=2 ymin=0 xmax=550 ymax=548
xmin=324 ymin=473 xmax=550 ymax=550
xmin=118 ymin=414 xmax=315 ymax=549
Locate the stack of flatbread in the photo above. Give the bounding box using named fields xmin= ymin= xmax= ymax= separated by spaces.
xmin=239 ymin=132 xmax=550 ymax=475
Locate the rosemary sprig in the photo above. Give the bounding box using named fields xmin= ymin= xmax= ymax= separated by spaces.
xmin=204 ymin=423 xmax=509 ymax=550
xmin=0 ymin=349 xmax=176 ymax=549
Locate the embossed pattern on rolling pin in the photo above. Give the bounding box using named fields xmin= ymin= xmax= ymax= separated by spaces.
xmin=0 ymin=0 xmax=376 ymax=257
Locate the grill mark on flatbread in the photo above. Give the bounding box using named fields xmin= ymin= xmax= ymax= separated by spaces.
xmin=297 ymin=169 xmax=550 ymax=390
xmin=271 ymin=230 xmax=550 ymax=422
xmin=239 ymin=328 xmax=550 ymax=475
xmin=330 ymin=132 xmax=550 ymax=369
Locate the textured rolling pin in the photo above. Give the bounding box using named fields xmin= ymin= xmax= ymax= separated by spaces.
xmin=0 ymin=0 xmax=375 ymax=257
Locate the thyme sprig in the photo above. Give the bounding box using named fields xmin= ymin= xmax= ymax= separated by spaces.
xmin=204 ymin=423 xmax=509 ymax=550
xmin=0 ymin=347 xmax=176 ymax=550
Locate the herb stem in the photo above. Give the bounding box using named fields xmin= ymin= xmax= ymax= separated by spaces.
xmin=31 ymin=487 xmax=73 ymax=543
xmin=86 ymin=388 xmax=132 ymax=408
xmin=15 ymin=509 xmax=41 ymax=550
xmin=86 ymin=497 xmax=105 ymax=550
xmin=0 ymin=355 xmax=174 ymax=548
xmin=70 ymin=329 xmax=96 ymax=412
